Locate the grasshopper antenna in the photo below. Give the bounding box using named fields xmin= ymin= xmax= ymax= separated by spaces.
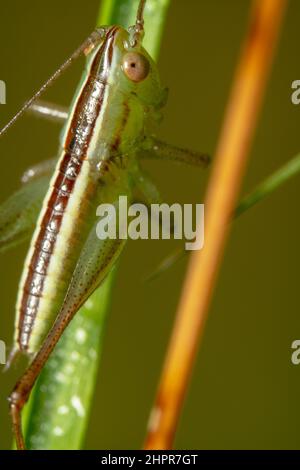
xmin=0 ymin=28 xmax=105 ymax=139
xmin=137 ymin=0 xmax=147 ymax=26
xmin=128 ymin=0 xmax=147 ymax=47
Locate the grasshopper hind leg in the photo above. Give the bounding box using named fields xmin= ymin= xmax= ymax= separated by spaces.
xmin=8 ymin=216 xmax=126 ymax=449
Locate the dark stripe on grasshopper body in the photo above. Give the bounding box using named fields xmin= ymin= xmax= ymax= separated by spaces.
xmin=17 ymin=27 xmax=120 ymax=352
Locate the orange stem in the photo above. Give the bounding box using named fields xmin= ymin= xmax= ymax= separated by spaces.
xmin=144 ymin=0 xmax=288 ymax=450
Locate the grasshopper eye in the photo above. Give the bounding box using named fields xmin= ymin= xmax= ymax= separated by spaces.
xmin=122 ymin=52 xmax=150 ymax=82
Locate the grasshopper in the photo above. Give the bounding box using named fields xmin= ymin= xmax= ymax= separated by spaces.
xmin=0 ymin=0 xmax=209 ymax=449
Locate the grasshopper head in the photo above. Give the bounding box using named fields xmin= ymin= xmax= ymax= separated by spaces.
xmin=109 ymin=26 xmax=167 ymax=112
xmin=118 ymin=0 xmax=167 ymax=110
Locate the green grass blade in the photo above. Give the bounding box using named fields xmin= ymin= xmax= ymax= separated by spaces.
xmin=21 ymin=0 xmax=170 ymax=450
xmin=235 ymin=152 xmax=300 ymax=216
xmin=99 ymin=0 xmax=170 ymax=57
xmin=146 ymin=152 xmax=300 ymax=280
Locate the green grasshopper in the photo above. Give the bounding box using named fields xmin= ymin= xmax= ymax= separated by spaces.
xmin=0 ymin=0 xmax=209 ymax=449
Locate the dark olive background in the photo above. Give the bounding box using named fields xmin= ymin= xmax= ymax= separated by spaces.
xmin=1 ymin=0 xmax=300 ymax=450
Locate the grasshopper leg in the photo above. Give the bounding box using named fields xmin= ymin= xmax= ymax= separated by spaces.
xmin=139 ymin=137 xmax=211 ymax=168
xmin=132 ymin=167 xmax=178 ymax=236
xmin=0 ymin=170 xmax=53 ymax=254
xmin=28 ymin=100 xmax=68 ymax=124
xmin=132 ymin=167 xmax=162 ymax=205
xmin=21 ymin=157 xmax=57 ymax=183
xmin=135 ymin=138 xmax=210 ymax=280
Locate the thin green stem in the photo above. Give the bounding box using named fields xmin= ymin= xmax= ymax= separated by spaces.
xmin=235 ymin=152 xmax=300 ymax=216
xmin=98 ymin=0 xmax=170 ymax=57
xmin=147 ymin=152 xmax=300 ymax=281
